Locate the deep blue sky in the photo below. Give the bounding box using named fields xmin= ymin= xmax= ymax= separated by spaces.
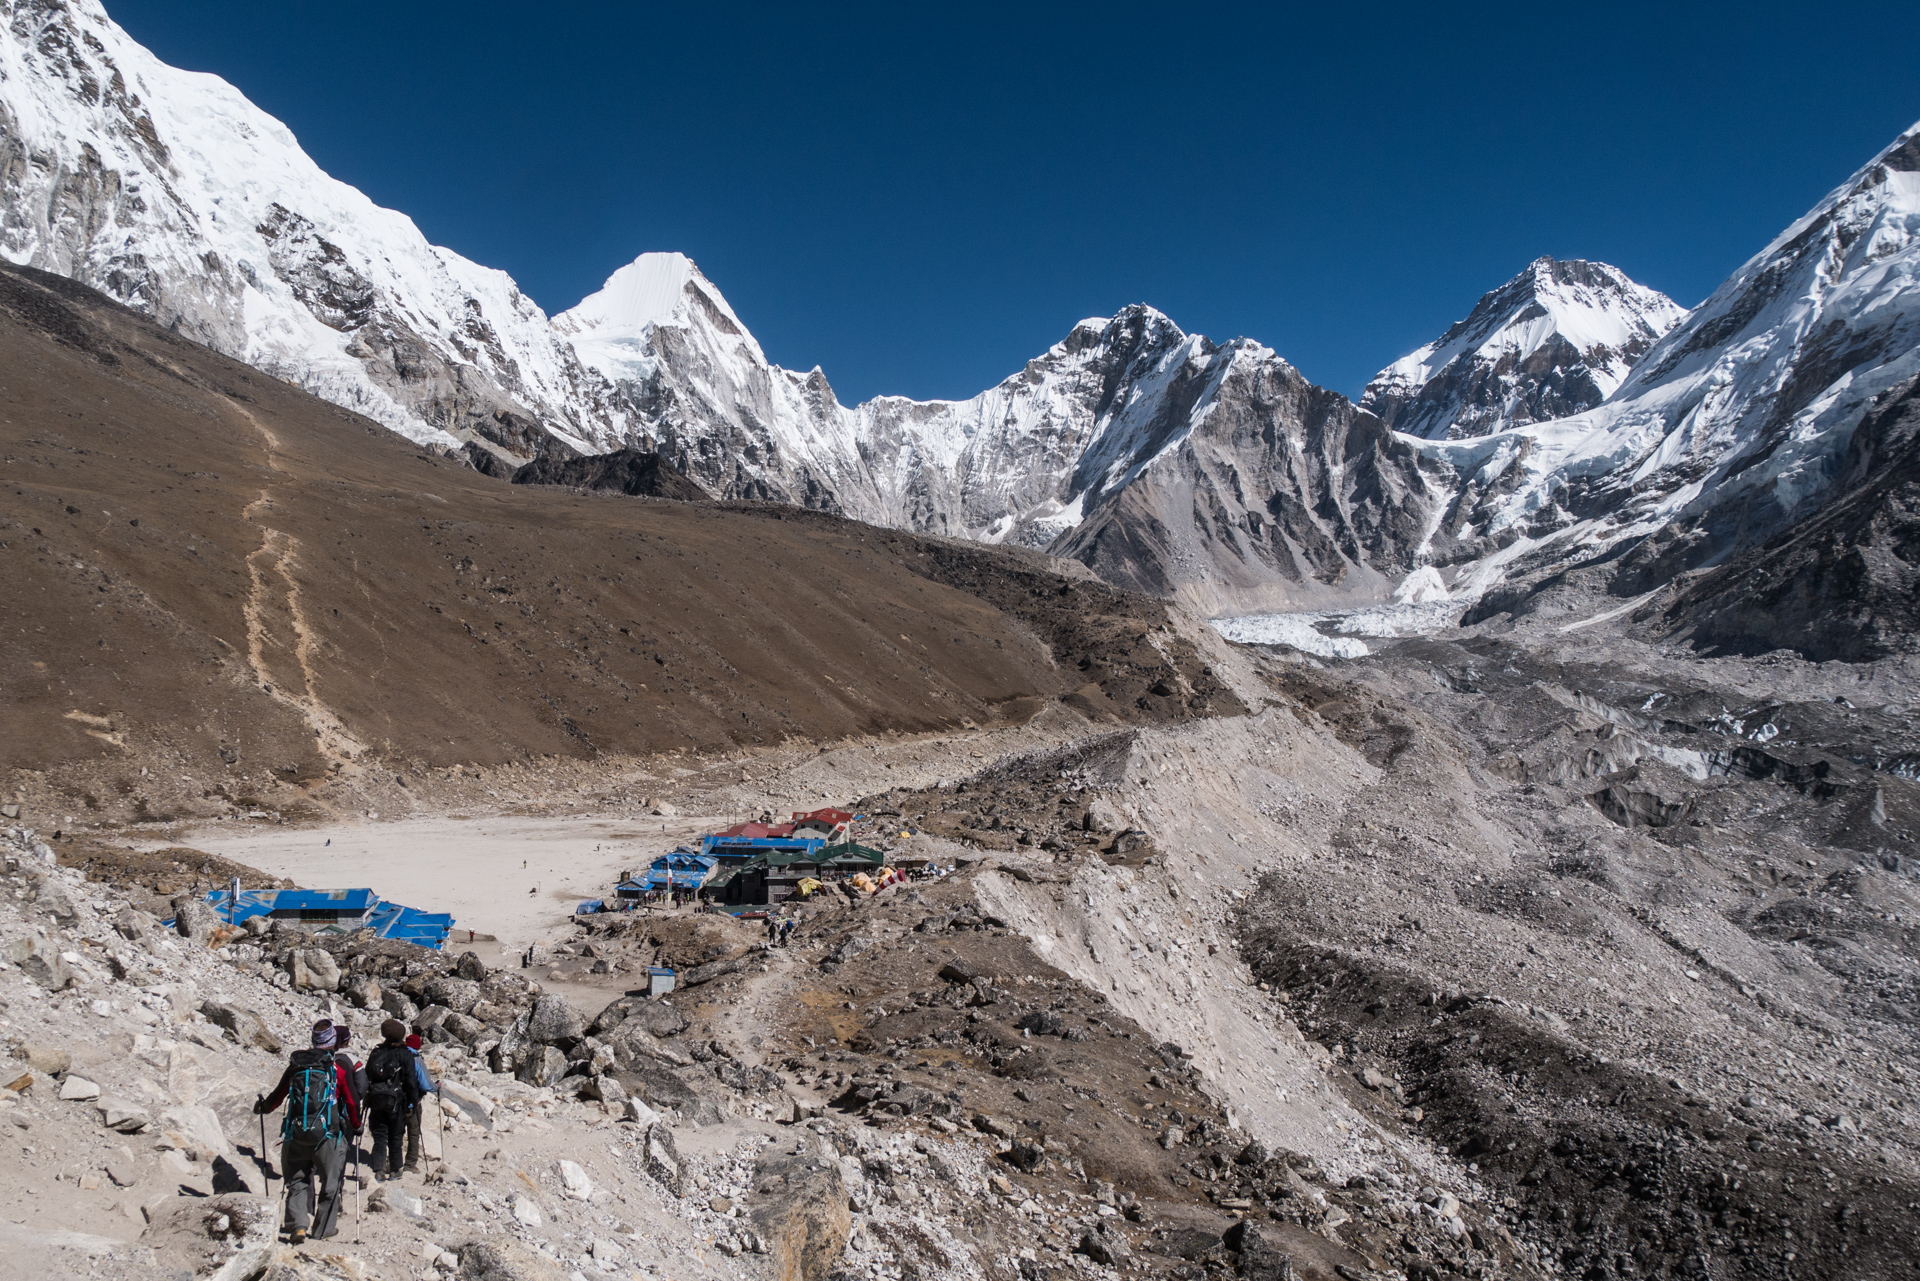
xmin=110 ymin=1 xmax=1920 ymax=403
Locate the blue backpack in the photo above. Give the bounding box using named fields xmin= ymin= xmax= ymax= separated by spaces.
xmin=282 ymin=1049 xmax=341 ymax=1143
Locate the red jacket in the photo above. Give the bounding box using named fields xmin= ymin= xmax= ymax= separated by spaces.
xmin=260 ymin=1058 xmax=362 ymax=1131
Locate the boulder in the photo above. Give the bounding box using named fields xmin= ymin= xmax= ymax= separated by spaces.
xmin=34 ymin=878 xmax=77 ymax=920
xmin=424 ymin=975 xmax=483 ymax=1014
xmin=1015 ymin=1010 xmax=1063 ymax=1036
xmin=288 ymin=948 xmax=340 ymax=992
xmin=527 ymin=993 xmax=585 ymax=1045
xmin=455 ymin=952 xmax=488 ymax=982
xmin=96 ymin=1096 xmax=152 ymax=1132
xmin=491 ymin=1012 xmax=533 ymax=1074
xmin=15 ymin=1044 xmax=71 ymax=1076
xmin=8 ymin=930 xmax=74 ymax=990
xmin=443 ymin=1011 xmax=487 ymax=1043
xmin=578 ymin=1074 xmax=627 ymax=1104
xmin=626 ymin=1067 xmax=728 ymax=1126
xmin=749 ymin=1131 xmax=850 ymax=1281
xmin=556 ymin=1159 xmax=596 ymax=1201
xmin=59 ymin=1075 xmax=102 ymax=1100
xmin=608 ymin=1024 xmax=695 ymax=1070
xmin=415 ymin=1004 xmax=453 ymax=1031
xmin=111 ymin=905 xmax=151 ymax=941
xmin=467 ymin=999 xmax=514 ymax=1028
xmin=343 ymin=975 xmax=382 ymax=1009
xmin=517 ymin=1045 xmax=568 ymax=1087
xmin=937 ymin=960 xmax=981 ymax=984
xmin=170 ymin=895 xmax=220 ymax=944
xmin=369 ymin=1183 xmax=430 ymax=1219
xmin=198 ymin=1001 xmax=282 ymax=1052
xmin=1083 ymin=798 xmax=1126 ymax=834
xmin=823 ymin=936 xmax=874 ymax=967
xmin=641 ymin=1122 xmax=686 ymax=1196
xmin=379 ymin=988 xmax=419 ymax=1021
xmin=1076 ymin=1227 xmax=1131 ymax=1267
xmin=160 ymin=1104 xmax=233 ymax=1158
xmin=622 ymin=1096 xmax=665 ymax=1126
xmin=1004 ymin=1141 xmax=1046 ymax=1172
xmin=456 ymin=1238 xmax=570 ymax=1280
xmin=138 ymin=1193 xmax=277 ymax=1279
xmin=439 ymin=1080 xmax=495 ymax=1128
xmin=1223 ymin=1220 xmax=1294 ymax=1281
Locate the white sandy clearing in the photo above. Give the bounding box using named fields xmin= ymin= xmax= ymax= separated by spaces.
xmin=164 ymin=811 xmax=727 ymax=952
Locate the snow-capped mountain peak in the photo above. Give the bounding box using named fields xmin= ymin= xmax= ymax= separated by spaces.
xmin=553 ymin=252 xmax=766 ymax=383
xmin=1430 ymin=119 xmax=1920 ymax=612
xmin=1361 ymin=256 xmax=1687 ymax=440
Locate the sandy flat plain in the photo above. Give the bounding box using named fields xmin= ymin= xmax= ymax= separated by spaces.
xmin=166 ymin=811 xmax=726 ymax=952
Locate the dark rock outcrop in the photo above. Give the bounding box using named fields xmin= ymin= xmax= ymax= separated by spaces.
xmin=1649 ymin=373 xmax=1920 ymax=661
xmin=510 ymin=448 xmax=709 ymax=501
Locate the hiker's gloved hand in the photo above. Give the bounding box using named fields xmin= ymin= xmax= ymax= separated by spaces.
xmin=251 ymin=1098 xmax=266 ymax=1114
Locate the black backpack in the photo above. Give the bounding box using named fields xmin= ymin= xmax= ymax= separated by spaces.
xmin=282 ymin=1049 xmax=341 ymax=1143
xmin=364 ymin=1045 xmax=418 ymax=1118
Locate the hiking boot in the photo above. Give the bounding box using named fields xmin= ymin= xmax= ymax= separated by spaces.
xmin=288 ymin=1228 xmax=307 ymax=1246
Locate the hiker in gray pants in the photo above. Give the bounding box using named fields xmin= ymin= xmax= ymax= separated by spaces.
xmin=255 ymin=1022 xmax=363 ymax=1243
xmin=282 ymin=1130 xmax=349 ymax=1239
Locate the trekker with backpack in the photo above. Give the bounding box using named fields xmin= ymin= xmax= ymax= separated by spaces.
xmin=363 ymin=1019 xmax=423 ymax=1180
xmin=403 ymin=1033 xmax=438 ymax=1172
xmin=254 ymin=1021 xmax=362 ymax=1244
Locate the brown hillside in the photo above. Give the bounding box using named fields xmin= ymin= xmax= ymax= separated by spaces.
xmin=0 ymin=264 xmax=1233 ymax=820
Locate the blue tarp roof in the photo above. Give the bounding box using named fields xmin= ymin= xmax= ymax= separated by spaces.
xmin=192 ymin=887 xmax=455 ymax=950
xmin=626 ymin=851 xmax=720 ymax=890
xmin=270 ymin=888 xmax=379 ymax=914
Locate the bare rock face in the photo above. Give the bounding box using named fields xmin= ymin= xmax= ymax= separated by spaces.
xmin=1649 ymin=372 xmax=1920 ymax=661
xmin=511 ymin=448 xmax=710 ymax=502
xmin=748 ymin=1131 xmax=850 ymax=1281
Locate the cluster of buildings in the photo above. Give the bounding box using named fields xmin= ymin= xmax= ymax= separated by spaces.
xmin=599 ymin=807 xmax=904 ymax=910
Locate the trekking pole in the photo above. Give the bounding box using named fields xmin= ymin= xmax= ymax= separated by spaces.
xmin=351 ymin=1142 xmax=362 ymax=1243
xmin=257 ymin=1099 xmax=273 ymax=1187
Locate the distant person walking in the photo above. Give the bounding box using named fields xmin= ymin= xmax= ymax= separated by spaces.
xmin=254 ymin=1022 xmax=361 ymax=1244
xmin=779 ymin=917 xmax=794 ymax=947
